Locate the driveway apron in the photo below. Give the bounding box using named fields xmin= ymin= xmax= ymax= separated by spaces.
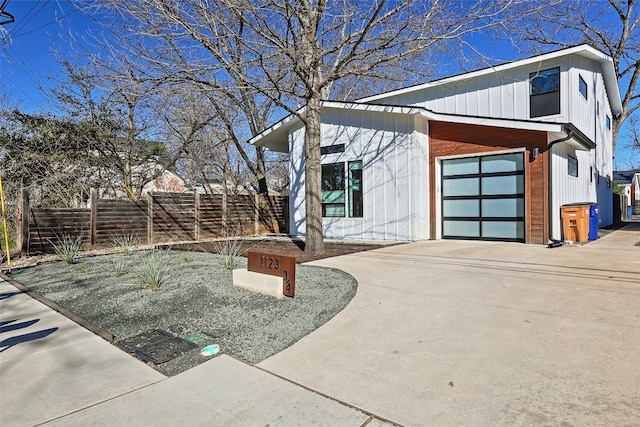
xmin=259 ymin=232 xmax=640 ymax=426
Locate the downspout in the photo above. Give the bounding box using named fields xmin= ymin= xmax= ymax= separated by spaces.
xmin=545 ymin=128 xmax=574 ymax=247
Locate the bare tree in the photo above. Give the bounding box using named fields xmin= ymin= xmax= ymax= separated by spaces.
xmin=506 ymin=0 xmax=639 ymax=154
xmin=52 ymin=58 xmax=202 ymax=199
xmin=624 ymin=116 xmax=640 ymax=167
xmin=80 ymin=0 xmax=538 ymax=252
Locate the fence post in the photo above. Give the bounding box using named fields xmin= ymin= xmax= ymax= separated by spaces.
xmin=90 ymin=188 xmax=97 ymax=248
xmin=195 ymin=192 xmax=200 ymax=241
xmin=254 ymin=194 xmax=260 ymax=235
xmin=147 ymin=193 xmax=154 ymax=244
xmin=222 ymin=192 xmax=227 ymax=235
xmin=17 ymin=188 xmax=30 ymax=256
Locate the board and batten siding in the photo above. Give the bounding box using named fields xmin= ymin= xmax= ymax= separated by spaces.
xmin=550 ymin=144 xmax=597 ymax=240
xmin=374 ymin=54 xmax=615 ymax=147
xmin=429 ymin=121 xmax=548 ymax=244
xmin=376 ymin=58 xmax=569 ymax=124
xmin=288 ymin=108 xmax=430 ymax=241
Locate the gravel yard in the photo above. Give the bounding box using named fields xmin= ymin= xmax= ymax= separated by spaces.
xmin=9 ymin=248 xmax=358 ymax=376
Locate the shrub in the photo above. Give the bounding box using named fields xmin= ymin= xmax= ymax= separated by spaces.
xmin=135 ymin=249 xmax=172 ymax=291
xmin=111 ymin=256 xmax=130 ymax=277
xmin=0 ymin=223 xmax=17 ymax=257
xmin=213 ymin=236 xmax=243 ymax=270
xmin=111 ymin=232 xmax=140 ymax=256
xmin=49 ymin=233 xmax=82 ymax=265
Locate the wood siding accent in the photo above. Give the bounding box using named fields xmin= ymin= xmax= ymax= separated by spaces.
xmin=429 ymin=121 xmax=548 ymax=244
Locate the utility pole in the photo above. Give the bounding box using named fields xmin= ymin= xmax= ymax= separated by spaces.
xmin=0 ymin=0 xmax=14 ymax=26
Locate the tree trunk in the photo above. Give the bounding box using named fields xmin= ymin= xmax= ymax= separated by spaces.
xmin=304 ymin=94 xmax=324 ymax=254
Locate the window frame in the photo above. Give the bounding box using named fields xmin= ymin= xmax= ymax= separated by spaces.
xmin=348 ymin=161 xmax=363 ymax=218
xmin=321 ymin=160 xmax=364 ymax=218
xmin=529 ymin=67 xmax=561 ymax=118
xmin=320 ymin=144 xmax=345 ymax=155
xmin=567 ymin=155 xmax=578 ymax=178
xmin=578 ymin=75 xmax=588 ymax=100
xmin=321 ymin=162 xmax=346 ymax=217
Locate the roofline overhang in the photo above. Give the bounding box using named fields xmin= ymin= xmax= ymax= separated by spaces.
xmin=250 ymin=100 xmax=592 ymax=153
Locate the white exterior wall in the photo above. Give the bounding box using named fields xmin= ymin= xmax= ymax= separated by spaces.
xmin=549 ymin=143 xmax=596 ymax=240
xmin=568 ymin=56 xmax=614 ymax=227
xmin=288 ymin=109 xmax=430 ymax=241
xmin=376 ymin=58 xmax=570 ymax=124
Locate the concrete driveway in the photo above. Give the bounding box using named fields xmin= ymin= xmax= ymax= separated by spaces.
xmin=259 ymin=224 xmax=640 ymax=426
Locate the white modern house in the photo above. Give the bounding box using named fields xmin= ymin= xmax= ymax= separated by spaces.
xmin=251 ymin=45 xmax=622 ymax=244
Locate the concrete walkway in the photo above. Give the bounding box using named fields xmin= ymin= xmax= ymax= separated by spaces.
xmin=260 ymin=223 xmax=640 ymax=426
xmin=2 ymin=222 xmax=639 ymax=426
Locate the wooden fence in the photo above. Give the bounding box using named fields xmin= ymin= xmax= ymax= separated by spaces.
xmin=17 ymin=189 xmax=289 ymax=255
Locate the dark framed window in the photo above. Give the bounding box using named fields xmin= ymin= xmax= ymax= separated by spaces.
xmin=348 ymin=161 xmax=363 ymax=217
xmin=579 ymin=75 xmax=588 ymax=100
xmin=321 ymin=161 xmax=364 ymax=218
xmin=321 ymin=163 xmax=345 ymax=217
xmin=606 ymin=115 xmax=611 ymax=130
xmin=568 ymin=155 xmax=578 ymax=177
xmin=530 ymin=67 xmax=560 ymax=118
xmin=321 ymin=144 xmax=345 ymax=155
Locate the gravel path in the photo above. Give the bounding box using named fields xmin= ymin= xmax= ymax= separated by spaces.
xmin=9 ymin=249 xmax=357 ymax=376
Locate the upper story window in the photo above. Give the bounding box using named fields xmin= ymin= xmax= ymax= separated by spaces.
xmin=578 ymin=75 xmax=588 ymax=100
xmin=568 ymin=155 xmax=578 ymax=177
xmin=606 ymin=115 xmax=611 ymax=130
xmin=530 ymin=67 xmax=560 ymax=118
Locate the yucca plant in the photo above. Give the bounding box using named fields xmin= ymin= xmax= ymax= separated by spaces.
xmin=111 ymin=232 xmax=140 ymax=256
xmin=49 ymin=233 xmax=82 ymax=265
xmin=135 ymin=249 xmax=172 ymax=291
xmin=111 ymin=256 xmax=130 ymax=277
xmin=213 ymin=235 xmax=244 ymax=270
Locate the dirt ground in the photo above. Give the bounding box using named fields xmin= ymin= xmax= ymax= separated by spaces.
xmin=172 ymin=238 xmax=390 ymax=264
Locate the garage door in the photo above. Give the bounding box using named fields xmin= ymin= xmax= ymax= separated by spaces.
xmin=441 ymin=152 xmax=525 ymax=242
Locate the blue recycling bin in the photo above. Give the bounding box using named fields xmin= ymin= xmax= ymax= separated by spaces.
xmin=628 ymin=206 xmax=633 ymax=220
xmin=588 ymin=204 xmax=598 ymax=241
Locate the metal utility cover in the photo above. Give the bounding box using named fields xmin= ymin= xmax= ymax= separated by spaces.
xmin=116 ymin=329 xmax=197 ymax=364
xmin=116 ymin=329 xmax=173 ymax=354
xmin=135 ymin=337 xmax=197 ymax=364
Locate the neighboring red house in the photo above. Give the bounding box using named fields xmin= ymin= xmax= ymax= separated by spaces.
xmin=141 ymin=169 xmax=186 ymax=197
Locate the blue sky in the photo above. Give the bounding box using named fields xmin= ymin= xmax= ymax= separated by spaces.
xmin=1 ymin=0 xmax=93 ymax=111
xmin=0 ymin=0 xmax=636 ymax=168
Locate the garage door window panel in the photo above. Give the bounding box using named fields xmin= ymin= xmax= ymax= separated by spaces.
xmin=482 ymin=199 xmax=524 ymax=217
xmin=443 ymin=199 xmax=479 ymax=217
xmin=443 ymin=178 xmax=479 ymax=197
xmin=482 ymin=221 xmax=524 ymax=239
xmin=443 ymin=220 xmax=480 ymax=237
xmin=481 ymin=175 xmax=524 ymax=195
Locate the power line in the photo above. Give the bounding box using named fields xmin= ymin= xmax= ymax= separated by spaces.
xmin=9 ymin=0 xmax=49 ymax=38
xmin=13 ymin=7 xmax=77 ymax=38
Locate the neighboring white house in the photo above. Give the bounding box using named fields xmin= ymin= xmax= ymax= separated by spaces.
xmin=251 ymin=45 xmax=623 ymax=244
xmin=613 ymin=170 xmax=640 ymax=208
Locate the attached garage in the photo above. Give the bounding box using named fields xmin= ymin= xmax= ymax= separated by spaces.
xmin=441 ymin=152 xmax=525 ymax=242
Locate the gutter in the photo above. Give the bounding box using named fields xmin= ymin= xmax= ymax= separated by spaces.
xmin=545 ymin=128 xmax=575 ymax=247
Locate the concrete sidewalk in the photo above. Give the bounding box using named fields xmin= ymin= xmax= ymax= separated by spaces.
xmin=0 ymin=276 xmax=393 ymax=426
